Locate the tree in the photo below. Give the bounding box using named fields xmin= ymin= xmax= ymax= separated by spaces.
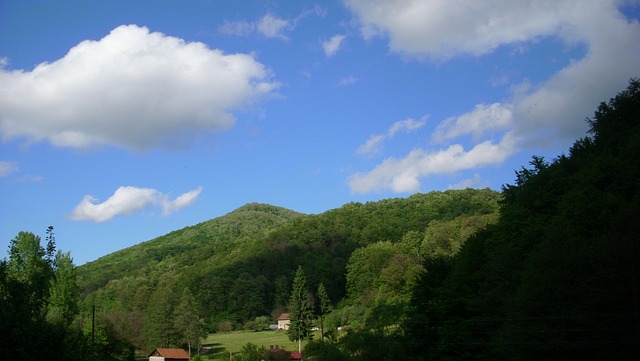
xmin=287 ymin=266 xmax=314 ymax=353
xmin=174 ymin=289 xmax=207 ymax=357
xmin=48 ymin=250 xmax=80 ymax=325
xmin=6 ymin=230 xmax=56 ymax=318
xmin=316 ymin=283 xmax=332 ymax=341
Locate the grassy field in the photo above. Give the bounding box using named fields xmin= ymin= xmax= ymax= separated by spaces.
xmin=202 ymin=330 xmax=315 ymax=356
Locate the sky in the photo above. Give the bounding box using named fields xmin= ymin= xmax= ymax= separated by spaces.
xmin=1 ymin=0 xmax=639 ymax=265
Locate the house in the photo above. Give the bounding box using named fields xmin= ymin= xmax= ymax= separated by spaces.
xmin=277 ymin=313 xmax=290 ymax=330
xmin=149 ymin=348 xmax=190 ymax=361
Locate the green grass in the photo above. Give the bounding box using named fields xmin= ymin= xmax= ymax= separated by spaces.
xmin=202 ymin=330 xmax=317 ymax=356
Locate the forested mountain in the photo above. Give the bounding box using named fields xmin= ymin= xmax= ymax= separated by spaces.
xmin=78 ymin=203 xmax=303 ymax=294
xmin=76 ymin=188 xmax=501 ymax=351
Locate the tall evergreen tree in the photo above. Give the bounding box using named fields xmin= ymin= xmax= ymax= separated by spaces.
xmin=316 ymin=283 xmax=332 ymax=341
xmin=287 ymin=266 xmax=314 ymax=353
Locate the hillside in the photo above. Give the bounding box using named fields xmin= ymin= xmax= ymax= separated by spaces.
xmin=77 ymin=203 xmax=303 ymax=293
xmin=76 ymin=188 xmax=502 ymax=350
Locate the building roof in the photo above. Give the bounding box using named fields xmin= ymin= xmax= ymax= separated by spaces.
xmin=278 ymin=313 xmax=290 ymax=320
xmin=149 ymin=348 xmax=190 ymax=359
xmin=290 ymin=351 xmax=302 ymax=360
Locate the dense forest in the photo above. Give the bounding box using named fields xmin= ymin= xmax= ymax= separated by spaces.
xmin=2 ymin=79 xmax=639 ymax=360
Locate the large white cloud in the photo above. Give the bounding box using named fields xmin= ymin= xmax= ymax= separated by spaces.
xmin=0 ymin=25 xmax=278 ymax=150
xmin=70 ymin=185 xmax=203 ymax=222
xmin=344 ymin=0 xmax=585 ymax=60
xmin=346 ymin=0 xmax=640 ymax=194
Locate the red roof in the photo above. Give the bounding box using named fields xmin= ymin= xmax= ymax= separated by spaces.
xmin=149 ymin=348 xmax=190 ymax=360
xmin=278 ymin=313 xmax=290 ymax=320
xmin=290 ymin=351 xmax=302 ymax=360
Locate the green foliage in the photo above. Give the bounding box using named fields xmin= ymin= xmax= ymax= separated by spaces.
xmin=1 ymin=227 xmax=134 ymax=361
xmin=75 ymin=189 xmax=501 ymax=350
xmin=287 ymin=266 xmax=314 ymax=350
xmin=303 ymin=340 xmax=349 ymax=361
xmin=48 ymin=250 xmax=80 ymax=325
xmin=346 ymin=241 xmax=396 ymax=299
xmin=239 ymin=342 xmax=267 ymax=361
xmin=404 ymin=79 xmax=640 ymax=360
xmin=174 ymin=289 xmax=207 ymax=356
xmin=254 ymin=315 xmax=270 ymax=330
xmin=316 ymin=283 xmax=332 ymax=341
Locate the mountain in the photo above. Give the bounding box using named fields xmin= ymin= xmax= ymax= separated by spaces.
xmin=76 ymin=188 xmax=502 ymax=349
xmin=77 ymin=203 xmax=303 ymax=294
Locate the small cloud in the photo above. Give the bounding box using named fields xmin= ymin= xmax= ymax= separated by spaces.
xmin=339 ymin=75 xmax=358 ymax=86
xmin=433 ymin=103 xmax=513 ymax=143
xmin=349 ymin=132 xmax=517 ymax=194
xmin=323 ymin=35 xmax=346 ymax=57
xmin=356 ymin=134 xmax=385 ymax=155
xmin=18 ymin=175 xmax=45 ymax=183
xmin=0 ymin=161 xmax=18 ymax=178
xmin=257 ymin=13 xmax=291 ymax=39
xmin=356 ymin=116 xmax=427 ymax=155
xmin=220 ymin=8 xmax=325 ymax=40
xmin=447 ymin=174 xmax=488 ymax=190
xmin=162 ymin=187 xmax=203 ymax=216
xmin=70 ymin=185 xmax=202 ymax=222
xmin=218 ymin=20 xmax=255 ymax=36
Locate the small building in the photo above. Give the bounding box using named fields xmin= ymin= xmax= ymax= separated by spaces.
xmin=277 ymin=313 xmax=290 ymax=330
xmin=149 ymin=348 xmax=190 ymax=361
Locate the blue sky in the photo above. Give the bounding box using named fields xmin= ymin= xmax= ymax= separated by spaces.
xmin=1 ymin=0 xmax=639 ymax=265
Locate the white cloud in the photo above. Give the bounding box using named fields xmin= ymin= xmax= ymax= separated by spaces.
xmin=323 ymin=35 xmax=346 ymax=56
xmin=433 ymin=103 xmax=513 ymax=143
xmin=448 ymin=174 xmax=488 ymax=190
xmin=0 ymin=161 xmax=18 ymax=178
xmin=356 ymin=134 xmax=385 ymax=156
xmin=70 ymin=185 xmax=203 ymax=222
xmin=339 ymin=75 xmax=358 ymax=86
xmin=346 ymin=0 xmax=640 ymax=194
xmin=344 ymin=0 xmax=640 ymax=146
xmin=257 ymin=13 xmax=291 ymax=39
xmin=349 ymin=132 xmax=517 ymax=194
xmin=356 ymin=116 xmax=427 ymax=155
xmin=218 ymin=20 xmax=255 ymax=36
xmin=344 ymin=0 xmax=579 ymax=60
xmin=389 ymin=118 xmax=427 ymax=136
xmin=0 ymin=25 xmax=278 ymax=150
xmin=161 ymin=187 xmax=203 ymax=216
xmin=220 ymin=8 xmax=326 ymax=40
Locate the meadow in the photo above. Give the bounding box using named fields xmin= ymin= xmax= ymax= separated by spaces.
xmin=202 ymin=330 xmax=316 ymax=357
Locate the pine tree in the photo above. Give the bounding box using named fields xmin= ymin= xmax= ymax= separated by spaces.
xmin=287 ymin=266 xmax=314 ymax=353
xmin=316 ymin=283 xmax=332 ymax=341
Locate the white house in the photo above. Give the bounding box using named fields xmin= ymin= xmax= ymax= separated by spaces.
xmin=277 ymin=313 xmax=290 ymax=330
